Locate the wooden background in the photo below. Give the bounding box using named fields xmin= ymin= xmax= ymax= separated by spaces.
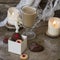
xmin=0 ymin=0 xmax=60 ymax=21
xmin=0 ymin=0 xmax=20 ymax=4
xmin=0 ymin=0 xmax=47 ymax=4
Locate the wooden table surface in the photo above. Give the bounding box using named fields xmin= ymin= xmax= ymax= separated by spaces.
xmin=0 ymin=21 xmax=60 ymax=60
xmin=0 ymin=1 xmax=60 ymax=60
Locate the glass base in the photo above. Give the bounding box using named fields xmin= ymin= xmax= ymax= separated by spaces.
xmin=22 ymin=30 xmax=36 ymax=40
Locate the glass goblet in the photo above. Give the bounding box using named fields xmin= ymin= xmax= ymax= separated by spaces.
xmin=21 ymin=6 xmax=37 ymax=40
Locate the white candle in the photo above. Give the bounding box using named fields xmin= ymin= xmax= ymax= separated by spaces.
xmin=7 ymin=7 xmax=23 ymax=33
xmin=7 ymin=7 xmax=20 ymax=25
xmin=47 ymin=17 xmax=60 ymax=36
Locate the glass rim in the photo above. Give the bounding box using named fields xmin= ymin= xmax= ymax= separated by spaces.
xmin=21 ymin=5 xmax=36 ymax=15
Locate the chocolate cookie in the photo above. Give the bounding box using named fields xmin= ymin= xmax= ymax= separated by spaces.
xmin=29 ymin=42 xmax=44 ymax=52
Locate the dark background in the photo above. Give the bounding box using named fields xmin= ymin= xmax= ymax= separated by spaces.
xmin=0 ymin=0 xmax=60 ymax=22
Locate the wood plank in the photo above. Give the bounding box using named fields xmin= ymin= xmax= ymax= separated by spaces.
xmin=0 ymin=0 xmax=20 ymax=4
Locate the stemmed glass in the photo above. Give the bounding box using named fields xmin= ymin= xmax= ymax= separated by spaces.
xmin=21 ymin=6 xmax=37 ymax=40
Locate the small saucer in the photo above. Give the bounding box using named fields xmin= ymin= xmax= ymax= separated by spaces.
xmin=5 ymin=23 xmax=15 ymax=29
xmin=5 ymin=23 xmax=23 ymax=31
xmin=46 ymin=31 xmax=60 ymax=38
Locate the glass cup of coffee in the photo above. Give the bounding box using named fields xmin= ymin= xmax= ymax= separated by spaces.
xmin=21 ymin=6 xmax=37 ymax=39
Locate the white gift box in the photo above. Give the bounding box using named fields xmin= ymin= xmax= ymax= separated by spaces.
xmin=8 ymin=35 xmax=27 ymax=55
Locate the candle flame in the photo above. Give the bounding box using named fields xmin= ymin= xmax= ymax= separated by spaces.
xmin=12 ymin=12 xmax=14 ymax=15
xmin=53 ymin=21 xmax=56 ymax=25
xmin=53 ymin=21 xmax=58 ymax=28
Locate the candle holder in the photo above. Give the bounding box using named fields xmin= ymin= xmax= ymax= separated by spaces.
xmin=46 ymin=31 xmax=60 ymax=38
xmin=46 ymin=17 xmax=60 ymax=37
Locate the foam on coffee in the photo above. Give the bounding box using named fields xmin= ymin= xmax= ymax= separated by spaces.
xmin=22 ymin=6 xmax=36 ymax=15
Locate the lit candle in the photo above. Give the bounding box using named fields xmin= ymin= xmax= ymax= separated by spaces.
xmin=7 ymin=7 xmax=22 ymax=33
xmin=47 ymin=17 xmax=60 ymax=36
xmin=20 ymin=54 xmax=28 ymax=60
xmin=7 ymin=7 xmax=20 ymax=25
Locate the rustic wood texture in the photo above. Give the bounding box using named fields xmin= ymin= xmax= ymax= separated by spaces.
xmin=0 ymin=21 xmax=60 ymax=60
xmin=0 ymin=0 xmax=20 ymax=3
xmin=0 ymin=0 xmax=60 ymax=60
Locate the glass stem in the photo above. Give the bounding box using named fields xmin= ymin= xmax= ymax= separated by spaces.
xmin=25 ymin=28 xmax=30 ymax=33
